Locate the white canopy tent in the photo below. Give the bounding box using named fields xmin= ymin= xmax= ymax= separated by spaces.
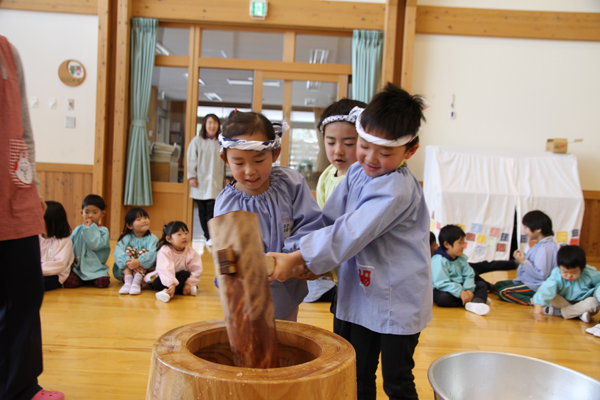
xmin=423 ymin=146 xmax=584 ymax=262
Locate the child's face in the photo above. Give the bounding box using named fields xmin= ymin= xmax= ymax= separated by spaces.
xmin=523 ymin=225 xmax=543 ymax=241
xmin=167 ymin=228 xmax=189 ymax=251
xmin=82 ymin=205 xmax=105 ymax=225
xmin=445 ymin=237 xmax=465 ymax=259
xmin=324 ymin=121 xmax=358 ymax=176
xmin=356 ymin=136 xmax=418 ymax=178
xmin=559 ymin=266 xmax=582 ymax=281
xmin=221 ymin=133 xmax=281 ymax=196
xmin=129 ymin=215 xmax=150 ymax=237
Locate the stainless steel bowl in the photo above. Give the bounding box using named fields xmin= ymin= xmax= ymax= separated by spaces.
xmin=428 ymin=351 xmax=600 ymax=400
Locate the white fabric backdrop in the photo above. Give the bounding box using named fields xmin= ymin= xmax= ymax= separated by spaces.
xmin=423 ymin=146 xmax=584 ymax=262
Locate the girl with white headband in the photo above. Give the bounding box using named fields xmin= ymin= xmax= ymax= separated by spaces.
xmin=213 ymin=110 xmax=322 ymax=321
xmin=268 ymin=83 xmax=432 ymax=400
xmin=304 ymin=98 xmax=366 ymax=332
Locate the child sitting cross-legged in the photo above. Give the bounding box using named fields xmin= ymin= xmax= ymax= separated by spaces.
xmin=432 ymin=225 xmax=490 ymax=316
xmin=533 ymin=245 xmax=600 ymax=325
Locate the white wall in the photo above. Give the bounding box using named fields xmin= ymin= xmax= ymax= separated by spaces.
xmin=0 ymin=10 xmax=98 ymax=165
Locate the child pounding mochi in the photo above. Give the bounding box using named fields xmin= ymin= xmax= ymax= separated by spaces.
xmin=495 ymin=210 xmax=557 ymax=305
xmin=214 ymin=110 xmax=322 ymax=322
xmin=533 ymin=245 xmax=600 ymax=324
xmin=113 ymin=207 xmax=159 ymax=295
xmin=65 ymin=194 xmax=111 ymax=288
xmin=269 ymin=83 xmax=432 ymax=399
xmin=432 ymin=225 xmax=490 ymax=315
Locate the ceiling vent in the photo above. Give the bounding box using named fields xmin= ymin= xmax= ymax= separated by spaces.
xmin=203 ymin=92 xmax=223 ymax=102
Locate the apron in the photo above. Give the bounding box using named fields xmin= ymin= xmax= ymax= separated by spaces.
xmin=0 ymin=35 xmax=44 ymax=241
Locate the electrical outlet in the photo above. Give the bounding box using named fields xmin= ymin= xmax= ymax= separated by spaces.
xmin=449 ymin=110 xmax=456 ymax=120
xmin=65 ymin=116 xmax=76 ymax=128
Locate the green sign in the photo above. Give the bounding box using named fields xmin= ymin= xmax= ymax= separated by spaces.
xmin=251 ymin=1 xmax=266 ymax=18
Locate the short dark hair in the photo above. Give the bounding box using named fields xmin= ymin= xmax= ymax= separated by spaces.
xmin=522 ymin=210 xmax=553 ymax=236
xmin=430 ymin=231 xmax=437 ymax=246
xmin=44 ymin=201 xmax=71 ymax=239
xmin=359 ymin=82 xmax=426 ymax=149
xmin=82 ymin=194 xmax=106 ymax=211
xmin=222 ymin=111 xmax=275 ymax=141
xmin=317 ymin=98 xmax=367 ymax=133
xmin=557 ymin=245 xmax=586 ymax=270
xmin=199 ymin=113 xmax=221 ymax=139
xmin=157 ymin=221 xmax=189 ymax=251
xmin=439 ymin=225 xmax=466 ymax=251
xmin=118 ymin=207 xmax=151 ymax=242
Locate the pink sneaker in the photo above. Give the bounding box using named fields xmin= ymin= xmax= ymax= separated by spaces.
xmin=31 ymin=389 xmax=65 ymax=400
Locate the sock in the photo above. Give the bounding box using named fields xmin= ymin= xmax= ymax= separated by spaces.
xmin=119 ymin=275 xmax=133 ymax=294
xmin=544 ymin=306 xmax=562 ymax=317
xmin=585 ymin=324 xmax=600 ymax=337
xmin=129 ymin=273 xmax=143 ymax=295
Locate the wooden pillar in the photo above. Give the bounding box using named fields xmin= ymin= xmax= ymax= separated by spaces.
xmin=109 ymin=0 xmax=132 ymax=239
xmin=382 ymin=0 xmax=417 ymax=92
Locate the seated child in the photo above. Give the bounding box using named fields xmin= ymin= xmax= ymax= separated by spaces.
xmin=305 ymin=99 xmax=366 ymax=317
xmin=495 ymin=210 xmax=557 ymax=305
xmin=113 ymin=207 xmax=159 ymax=295
xmin=65 ymin=194 xmax=110 ymax=288
xmin=430 ymin=231 xmax=438 ymax=256
xmin=432 ymin=225 xmax=490 ymax=315
xmin=268 ymin=83 xmax=432 ymax=399
xmin=39 ymin=201 xmax=74 ymax=291
xmin=145 ymin=221 xmax=202 ymax=303
xmin=533 ymin=245 xmax=600 ymax=324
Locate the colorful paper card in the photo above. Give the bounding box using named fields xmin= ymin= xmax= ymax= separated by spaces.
xmin=436 ymin=222 xmax=441 ymax=230
xmin=477 ymin=234 xmax=486 ymax=244
xmin=572 ymin=229 xmax=579 ymax=237
xmin=520 ymin=235 xmax=528 ymax=243
xmin=457 ymin=224 xmax=466 ymax=232
xmin=501 ymin=233 xmax=509 ymax=242
xmin=470 ymin=223 xmax=483 ymax=234
xmin=496 ymin=243 xmax=507 ymax=252
xmin=474 ymin=245 xmax=486 ymax=256
xmin=466 ymin=233 xmax=476 ymax=241
xmin=487 ymin=237 xmax=497 ymax=247
xmin=430 ymin=220 xmax=435 ymax=231
xmin=556 ymin=231 xmax=568 ymax=243
xmin=570 ymin=238 xmax=579 ymax=245
xmin=489 ymin=227 xmax=501 ymax=238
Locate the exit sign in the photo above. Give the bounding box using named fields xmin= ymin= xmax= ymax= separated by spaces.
xmin=250 ymin=0 xmax=267 ymax=20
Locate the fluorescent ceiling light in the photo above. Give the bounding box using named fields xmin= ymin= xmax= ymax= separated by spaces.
xmin=203 ymin=92 xmax=223 ymax=102
xmin=221 ymin=50 xmax=228 ymax=58
xmin=304 ymin=98 xmax=316 ymax=106
xmin=155 ymin=42 xmax=172 ymax=56
xmin=310 ymin=49 xmax=329 ymax=64
xmin=184 ymin=73 xmax=206 ymax=85
xmin=306 ymin=81 xmax=321 ymax=91
xmin=227 ymin=79 xmax=281 ymax=87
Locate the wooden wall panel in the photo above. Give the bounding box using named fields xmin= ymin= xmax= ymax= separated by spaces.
xmin=37 ymin=163 xmax=94 ymax=231
xmin=132 ymin=0 xmax=385 ymax=31
xmin=131 ymin=185 xmax=186 ymax=238
xmin=416 ymin=6 xmax=600 ymax=41
xmin=581 ymin=191 xmax=600 ymax=262
xmin=0 ymin=0 xmax=98 ymax=14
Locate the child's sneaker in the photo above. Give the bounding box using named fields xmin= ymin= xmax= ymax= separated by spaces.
xmin=118 ymin=283 xmax=131 ymax=295
xmin=579 ymin=311 xmax=591 ymax=323
xmin=465 ymin=302 xmax=490 ymax=316
xmin=156 ymin=290 xmax=171 ymax=303
xmin=190 ymin=286 xmax=197 ymax=296
xmin=31 ymin=389 xmax=65 ymax=400
xmin=585 ymin=324 xmax=600 ymax=337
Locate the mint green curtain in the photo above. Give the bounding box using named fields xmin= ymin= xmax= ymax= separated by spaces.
xmin=352 ymin=30 xmax=384 ymax=103
xmin=123 ymin=18 xmax=158 ymax=206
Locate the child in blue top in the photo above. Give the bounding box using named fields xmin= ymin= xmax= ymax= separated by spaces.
xmin=65 ymin=194 xmax=111 ymax=288
xmin=269 ymin=83 xmax=432 ymax=400
xmin=214 ymin=110 xmax=322 ymax=321
xmin=533 ymin=245 xmax=600 ymax=325
xmin=432 ymin=225 xmax=490 ymax=316
xmin=495 ymin=210 xmax=558 ymax=305
xmin=113 ymin=207 xmax=159 ymax=295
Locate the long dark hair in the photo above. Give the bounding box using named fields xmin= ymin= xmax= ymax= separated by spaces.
xmin=157 ymin=221 xmax=189 ymax=251
xmin=44 ymin=201 xmax=71 ymax=239
xmin=118 ymin=207 xmax=151 ymax=242
xmin=200 ymin=113 xmax=221 ymax=139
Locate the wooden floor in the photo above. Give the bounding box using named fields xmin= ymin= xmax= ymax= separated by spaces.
xmin=38 ymin=243 xmax=600 ymax=399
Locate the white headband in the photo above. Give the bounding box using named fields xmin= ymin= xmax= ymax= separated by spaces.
xmin=219 ymin=121 xmax=289 ymax=152
xmin=350 ymin=107 xmax=419 ymax=147
xmin=319 ymin=114 xmax=358 ymax=133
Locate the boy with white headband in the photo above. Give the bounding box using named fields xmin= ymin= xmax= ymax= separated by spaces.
xmin=269 ymin=83 xmax=432 ymax=400
xmin=214 ymin=110 xmax=322 ymax=321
